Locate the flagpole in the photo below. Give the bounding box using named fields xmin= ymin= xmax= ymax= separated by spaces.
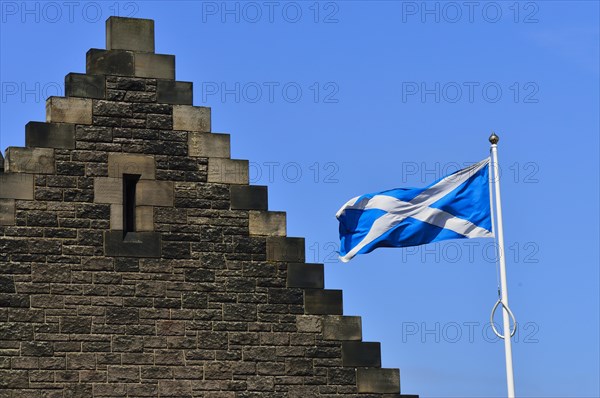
xmin=489 ymin=133 xmax=516 ymax=398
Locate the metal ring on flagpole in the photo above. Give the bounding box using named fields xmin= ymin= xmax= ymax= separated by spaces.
xmin=490 ymin=299 xmax=517 ymax=339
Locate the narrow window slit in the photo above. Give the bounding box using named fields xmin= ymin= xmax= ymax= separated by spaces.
xmin=123 ymin=174 xmax=140 ymax=236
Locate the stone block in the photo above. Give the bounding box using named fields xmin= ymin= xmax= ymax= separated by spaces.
xmin=304 ymin=289 xmax=343 ymax=315
xmin=46 ymin=97 xmax=93 ymax=124
xmin=65 ymin=73 xmax=105 ymax=99
xmin=295 ymin=315 xmax=322 ymax=333
xmin=108 ymin=365 xmax=140 ymax=383
xmin=356 ymin=368 xmax=400 ymax=394
xmin=0 ymin=199 xmax=15 ymax=225
xmin=0 ymin=174 xmax=34 ymax=199
xmin=106 ymin=16 xmax=155 ymax=52
xmin=230 ymin=185 xmax=268 ymax=210
xmin=266 ymin=237 xmax=305 ymax=262
xmin=286 ymin=263 xmax=324 ymax=289
xmin=60 ymin=316 xmax=92 ymax=334
xmin=157 ymin=80 xmax=193 ymax=105
xmin=342 ymin=341 xmax=381 ymax=367
xmin=5 ymin=147 xmax=55 ymax=174
xmin=135 ymin=53 xmax=175 ymax=79
xmin=173 ymin=105 xmax=211 ymax=132
xmin=94 ymin=177 xmax=122 ymax=204
xmin=106 ymin=307 xmax=139 ymax=325
xmin=249 ymin=211 xmax=286 ymax=236
xmin=188 ymin=132 xmax=230 ymax=158
xmin=87 ymin=49 xmax=134 ymax=76
xmin=104 ymin=231 xmax=161 ymax=257
xmin=208 ymin=158 xmax=248 ymax=185
xmin=159 ymin=380 xmax=192 ymax=397
xmin=135 ymin=206 xmax=154 ymax=231
xmin=25 ymin=122 xmax=75 ymax=149
xmin=322 ymin=316 xmax=362 ymax=341
xmin=108 ymin=153 xmax=155 ymax=179
xmin=110 ymin=204 xmax=123 ymax=230
xmin=137 ymin=180 xmax=174 ymax=207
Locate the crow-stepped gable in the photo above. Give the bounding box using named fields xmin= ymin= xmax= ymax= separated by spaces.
xmin=0 ymin=17 xmax=418 ymax=398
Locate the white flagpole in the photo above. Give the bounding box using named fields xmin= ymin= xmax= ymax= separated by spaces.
xmin=489 ymin=132 xmax=516 ymax=398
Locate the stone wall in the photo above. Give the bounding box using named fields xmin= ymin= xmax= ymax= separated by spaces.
xmin=0 ymin=17 xmax=417 ymax=398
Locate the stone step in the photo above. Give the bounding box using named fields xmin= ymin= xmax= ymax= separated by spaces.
xmin=249 ymin=210 xmax=286 ymax=236
xmin=342 ymin=341 xmax=381 ymax=367
xmin=322 ymin=315 xmax=362 ymax=341
xmin=304 ymin=289 xmax=343 ymax=315
xmin=157 ymin=80 xmax=193 ymax=105
xmin=25 ymin=122 xmax=75 ymax=150
xmin=188 ymin=133 xmax=230 ymax=158
xmin=356 ymin=368 xmax=400 ymax=394
xmin=266 ymin=237 xmax=305 ymax=263
xmin=286 ymin=263 xmax=324 ymax=289
xmin=87 ymin=48 xmax=134 ymax=77
xmin=106 ymin=16 xmax=155 ymax=53
xmin=4 ymin=147 xmax=55 ymax=174
xmin=173 ymin=105 xmax=211 ymax=133
xmin=207 ymin=158 xmax=249 ymax=185
xmin=46 ymin=97 xmax=92 ymax=125
xmin=135 ymin=52 xmax=175 ymax=79
xmin=86 ymin=49 xmax=175 ymax=80
xmin=65 ymin=73 xmax=105 ymax=99
xmin=229 ymin=185 xmax=268 ymax=210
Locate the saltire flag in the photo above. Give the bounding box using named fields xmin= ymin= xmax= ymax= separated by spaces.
xmin=336 ymin=158 xmax=493 ymax=262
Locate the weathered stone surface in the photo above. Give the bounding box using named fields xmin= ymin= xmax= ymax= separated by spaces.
xmin=135 ymin=206 xmax=154 ymax=231
xmin=26 ymin=122 xmax=75 ymax=149
xmin=266 ymin=236 xmax=305 ymax=262
xmin=106 ymin=16 xmax=155 ymax=53
xmin=323 ymin=316 xmax=362 ymax=341
xmin=104 ymin=231 xmax=161 ymax=257
xmin=5 ymin=147 xmax=55 ymax=174
xmin=230 ymin=185 xmax=268 ymax=210
xmin=208 ymin=158 xmax=248 ymax=184
xmin=249 ymin=210 xmax=286 ymax=236
xmin=65 ymin=73 xmax=106 ymax=99
xmin=46 ymin=97 xmax=92 ymax=124
xmin=286 ymin=263 xmax=324 ymax=289
xmin=108 ymin=153 xmax=155 ymax=179
xmin=106 ymin=307 xmax=139 ymax=324
xmin=135 ymin=53 xmax=175 ymax=79
xmin=0 ymin=199 xmax=16 ymax=225
xmin=304 ymin=289 xmax=343 ymax=315
xmin=188 ymin=132 xmax=230 ymax=158
xmin=0 ymin=174 xmax=34 ymax=199
xmin=356 ymin=368 xmax=400 ymax=394
xmin=110 ymin=203 xmax=123 ymax=230
xmin=342 ymin=341 xmax=381 ymax=367
xmin=94 ymin=177 xmax=122 ymax=204
xmin=61 ymin=316 xmax=92 ymax=334
xmin=87 ymin=48 xmax=135 ymax=76
xmin=173 ymin=105 xmax=211 ymax=132
xmin=137 ymin=180 xmax=174 ymax=207
xmin=157 ymin=80 xmax=193 ymax=105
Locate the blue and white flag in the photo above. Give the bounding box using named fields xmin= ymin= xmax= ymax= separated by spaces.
xmin=336 ymin=158 xmax=493 ymax=262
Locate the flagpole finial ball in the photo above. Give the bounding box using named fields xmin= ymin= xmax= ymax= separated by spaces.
xmin=489 ymin=132 xmax=499 ymax=145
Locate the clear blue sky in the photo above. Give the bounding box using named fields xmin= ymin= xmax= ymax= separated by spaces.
xmin=1 ymin=1 xmax=598 ymax=397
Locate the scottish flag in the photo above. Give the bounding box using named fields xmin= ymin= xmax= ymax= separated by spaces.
xmin=337 ymin=158 xmax=493 ymax=262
